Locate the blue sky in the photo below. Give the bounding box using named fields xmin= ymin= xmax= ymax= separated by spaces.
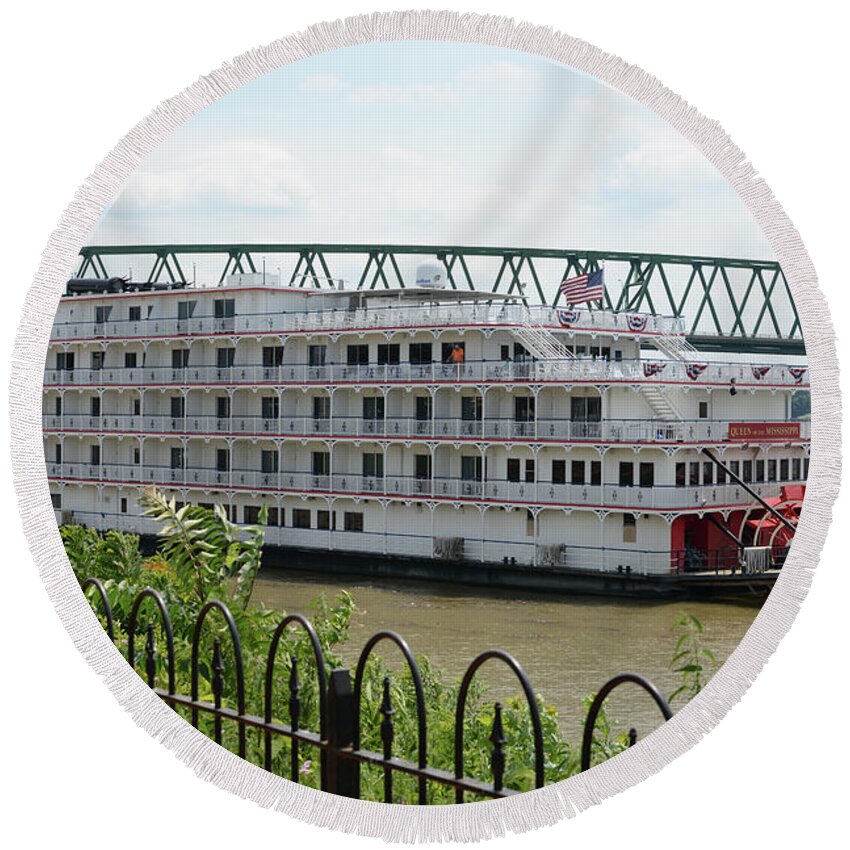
xmin=91 ymin=41 xmax=772 ymax=260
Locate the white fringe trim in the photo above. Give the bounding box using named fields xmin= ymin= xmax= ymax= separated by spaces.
xmin=7 ymin=10 xmax=841 ymax=843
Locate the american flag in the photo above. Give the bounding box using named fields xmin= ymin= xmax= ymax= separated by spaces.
xmin=559 ymin=268 xmax=604 ymax=305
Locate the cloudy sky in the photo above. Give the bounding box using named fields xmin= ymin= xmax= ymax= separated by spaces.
xmin=90 ymin=41 xmax=771 ymax=261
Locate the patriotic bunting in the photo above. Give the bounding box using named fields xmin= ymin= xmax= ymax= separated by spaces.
xmin=556 ymin=309 xmax=581 ymax=327
xmin=752 ymin=366 xmax=771 ymax=380
xmin=788 ymin=366 xmax=807 ymax=385
xmin=686 ymin=363 xmax=708 ymax=381
xmin=627 ymin=314 xmax=649 ymax=332
xmin=643 ymin=362 xmax=667 ymax=378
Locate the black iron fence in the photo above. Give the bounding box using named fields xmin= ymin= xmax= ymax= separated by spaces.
xmin=81 ymin=577 xmax=673 ymax=803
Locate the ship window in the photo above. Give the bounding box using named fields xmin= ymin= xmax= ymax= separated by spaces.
xmin=261 ymin=450 xmax=278 ymax=473
xmin=730 ymin=460 xmax=740 ymax=478
xmin=261 ymin=396 xmax=279 ymax=420
xmin=216 ymin=396 xmax=231 ymax=419
xmin=56 ymin=352 xmax=75 ymax=371
xmin=441 ymin=342 xmax=466 ymax=362
xmin=128 ymin=305 xmax=141 ymax=322
xmin=571 ymin=396 xmax=601 ymax=422
xmin=640 ymin=462 xmax=655 ymax=488
xmin=755 ymin=459 xmax=765 ymax=482
xmin=54 ymin=443 xmax=62 ymax=463
xmin=293 ymin=509 xmax=311 ymax=529
xmin=51 ymin=493 xmax=62 ymax=510
xmin=313 ymin=396 xmax=330 ymax=419
xmin=623 ymin=513 xmax=637 ymax=543
xmin=214 ymin=299 xmax=235 ymax=318
xmin=91 ymin=351 xmax=104 ymax=370
xmin=614 ymin=350 xmax=623 ymax=362
xmin=409 ymin=343 xmax=433 ymax=365
xmin=169 ymin=447 xmax=183 ymax=470
xmin=507 ymin=459 xmax=521 ymax=482
xmin=804 ymin=458 xmax=809 ymax=478
xmin=742 ymin=460 xmax=752 ymax=482
xmin=461 ymin=396 xmax=482 ymax=421
xmin=590 ymin=461 xmax=601 ymax=486
xmin=216 ymin=347 xmax=235 ymax=369
xmin=120 ymin=498 xmax=128 ymax=514
xmin=571 ymin=461 xmax=585 ymax=485
xmin=525 ymin=460 xmax=535 ymax=483
xmin=90 ymin=396 xmax=101 ymax=417
xmin=768 ymin=459 xmax=777 ymax=482
xmin=363 ymin=397 xmax=385 ymax=420
xmin=514 ymin=397 xmax=535 ymax=422
xmin=344 ymin=512 xmax=364 ymax=532
xmin=307 ymin=345 xmax=326 ymax=367
xmin=575 ymin=346 xmax=586 ymax=356
xmin=177 ymin=300 xmax=196 ymax=320
xmin=95 ymin=305 xmax=112 ymax=324
xmin=526 ymin=509 xmax=534 ymax=536
xmin=311 ymin=452 xmax=330 ymax=476
xmin=243 ymin=505 xmax=260 ymax=524
xmin=461 ymin=455 xmax=482 ymax=481
xmin=377 ymin=343 xmax=400 ymax=365
xmin=717 ymin=466 xmax=727 ymax=484
xmin=54 ymin=396 xmax=62 ymax=415
xmin=347 ymin=344 xmax=369 ymax=365
xmin=675 ymin=462 xmax=686 ymax=487
xmin=703 ymin=462 xmax=713 ymax=485
xmin=780 ymin=459 xmax=789 ymax=480
xmin=317 ymin=510 xmax=332 ymax=530
xmin=619 ymin=462 xmax=634 ymax=487
xmin=268 ymin=507 xmax=280 ymax=527
xmin=132 ymin=397 xmax=141 ymax=416
xmin=216 ymin=449 xmax=230 ymax=472
xmin=500 ymin=345 xmax=511 ymax=361
xmin=590 ymin=346 xmax=600 ymax=359
xmin=514 ymin=343 xmax=530 ymax=360
xmin=362 ymin=453 xmax=384 ymax=478
xmin=414 ymin=455 xmax=431 ymax=479
xmin=133 ymin=447 xmax=140 ymax=465
xmin=552 ymin=459 xmax=566 ymax=484
xmin=415 ymin=396 xmax=432 ymax=421
xmin=263 ymin=345 xmax=285 ymax=367
xmin=124 ymin=352 xmax=137 ymax=369
xmin=170 ymin=396 xmax=185 ymax=419
xmin=689 ymin=462 xmax=700 ymax=486
xmin=699 ymin=401 xmax=708 ymax=419
xmin=171 ymin=348 xmax=189 ymax=369
xmin=792 ymin=458 xmax=801 ymax=479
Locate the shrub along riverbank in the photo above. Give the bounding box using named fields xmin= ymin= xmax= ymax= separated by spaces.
xmin=62 ymin=487 xmax=713 ymax=804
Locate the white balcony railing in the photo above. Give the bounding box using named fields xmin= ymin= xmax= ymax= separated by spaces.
xmin=50 ymin=303 xmax=684 ymax=343
xmin=42 ymin=355 xmax=809 ymax=390
xmin=45 ymin=462 xmax=805 ymax=511
xmin=42 ymin=413 xmax=812 ymax=445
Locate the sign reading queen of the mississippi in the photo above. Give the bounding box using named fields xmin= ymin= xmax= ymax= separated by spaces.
xmin=727 ymin=422 xmax=802 ymax=441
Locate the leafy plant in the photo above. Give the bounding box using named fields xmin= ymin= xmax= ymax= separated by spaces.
xmin=668 ymin=611 xmax=716 ymax=704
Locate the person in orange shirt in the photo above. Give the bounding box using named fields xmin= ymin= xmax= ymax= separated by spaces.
xmin=449 ymin=344 xmax=465 ymax=364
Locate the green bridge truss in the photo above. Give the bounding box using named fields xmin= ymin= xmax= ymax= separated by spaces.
xmin=76 ymin=244 xmax=804 ymax=356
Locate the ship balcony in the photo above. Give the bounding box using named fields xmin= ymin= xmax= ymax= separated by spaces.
xmin=49 ymin=303 xmax=684 ymax=343
xmin=45 ymin=461 xmax=803 ymax=511
xmin=42 ymin=413 xmax=812 ymax=445
xmin=42 ymin=356 xmax=809 ymax=389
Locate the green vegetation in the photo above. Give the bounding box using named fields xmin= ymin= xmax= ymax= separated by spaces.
xmin=64 ymin=488 xmax=705 ymax=803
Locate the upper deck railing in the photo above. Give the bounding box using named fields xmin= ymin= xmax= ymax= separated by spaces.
xmin=50 ymin=302 xmax=683 ymax=343
xmin=71 ymin=244 xmax=804 ymax=355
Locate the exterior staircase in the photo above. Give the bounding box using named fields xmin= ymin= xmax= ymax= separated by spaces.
xmin=641 ymin=384 xmax=682 ymax=421
xmin=650 ymin=333 xmax=698 ymax=361
xmin=514 ymin=309 xmax=574 ymax=362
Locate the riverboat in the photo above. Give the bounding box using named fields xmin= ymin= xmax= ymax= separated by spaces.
xmin=44 ymin=257 xmax=809 ymax=599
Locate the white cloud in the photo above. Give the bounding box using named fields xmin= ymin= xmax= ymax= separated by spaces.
xmin=300 ymin=73 xmax=346 ymax=95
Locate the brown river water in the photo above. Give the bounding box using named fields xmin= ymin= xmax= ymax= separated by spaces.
xmin=252 ymin=570 xmax=760 ymax=742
